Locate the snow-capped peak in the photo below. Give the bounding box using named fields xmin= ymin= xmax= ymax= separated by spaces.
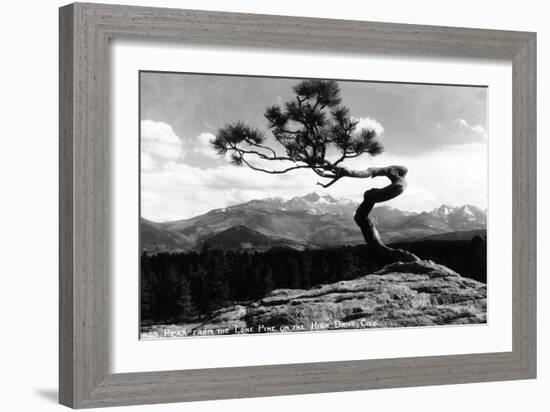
xmin=300 ymin=192 xmax=338 ymax=203
xmin=283 ymin=193 xmax=356 ymax=215
xmin=431 ymin=204 xmax=454 ymax=217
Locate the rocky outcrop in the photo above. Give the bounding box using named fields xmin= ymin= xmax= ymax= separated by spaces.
xmin=193 ymin=260 xmax=486 ymax=334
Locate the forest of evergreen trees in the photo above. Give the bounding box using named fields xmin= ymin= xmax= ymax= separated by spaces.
xmin=140 ymin=236 xmax=486 ymax=325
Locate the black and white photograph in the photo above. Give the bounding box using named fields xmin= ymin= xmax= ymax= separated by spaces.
xmin=139 ymin=72 xmax=488 ymax=339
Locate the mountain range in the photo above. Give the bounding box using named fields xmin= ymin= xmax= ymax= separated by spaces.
xmin=141 ymin=193 xmax=486 ymax=253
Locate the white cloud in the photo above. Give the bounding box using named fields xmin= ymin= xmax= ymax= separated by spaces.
xmin=353 ymin=116 xmax=385 ymax=136
xmin=141 ymin=161 xmax=314 ymax=221
xmin=325 ymin=142 xmax=487 ymax=213
xmin=471 ymin=125 xmax=487 ymax=136
xmin=193 ymin=132 xmax=218 ymax=159
xmin=140 ymin=152 xmax=156 ymax=172
xmin=141 ymin=120 xmax=183 ymax=162
xmin=140 ymin=120 xmax=487 ymax=221
xmin=454 ymin=118 xmax=487 ymax=139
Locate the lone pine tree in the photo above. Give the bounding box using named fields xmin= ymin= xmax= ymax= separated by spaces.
xmin=212 ymin=79 xmax=418 ymax=262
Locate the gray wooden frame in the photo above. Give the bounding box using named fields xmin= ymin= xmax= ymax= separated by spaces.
xmin=59 ymin=2 xmax=536 ymax=408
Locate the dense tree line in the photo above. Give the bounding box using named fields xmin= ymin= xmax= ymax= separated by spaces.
xmin=141 ymin=237 xmax=486 ymax=325
xmin=393 ymin=235 xmax=487 ymax=283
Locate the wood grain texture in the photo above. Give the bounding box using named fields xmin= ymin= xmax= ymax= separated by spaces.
xmin=59 ymin=2 xmax=537 ymax=408
xmin=512 ymin=34 xmax=537 ymax=374
xmin=59 ymin=5 xmax=74 ymax=406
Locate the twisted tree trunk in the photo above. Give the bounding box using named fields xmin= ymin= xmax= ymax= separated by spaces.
xmin=353 ymin=165 xmax=420 ymax=263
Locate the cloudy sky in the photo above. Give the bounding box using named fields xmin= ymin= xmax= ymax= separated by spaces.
xmin=140 ymin=72 xmax=487 ymax=222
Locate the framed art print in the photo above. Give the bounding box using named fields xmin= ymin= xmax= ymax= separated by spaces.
xmin=59 ymin=3 xmax=536 ymax=408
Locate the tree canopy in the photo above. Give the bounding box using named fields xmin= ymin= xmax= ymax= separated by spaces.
xmin=211 ymin=80 xmax=384 ymax=188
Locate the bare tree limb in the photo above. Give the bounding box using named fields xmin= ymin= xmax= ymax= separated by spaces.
xmin=316 ymin=176 xmax=342 ymax=188
xmin=239 ymin=157 xmax=310 ymax=174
